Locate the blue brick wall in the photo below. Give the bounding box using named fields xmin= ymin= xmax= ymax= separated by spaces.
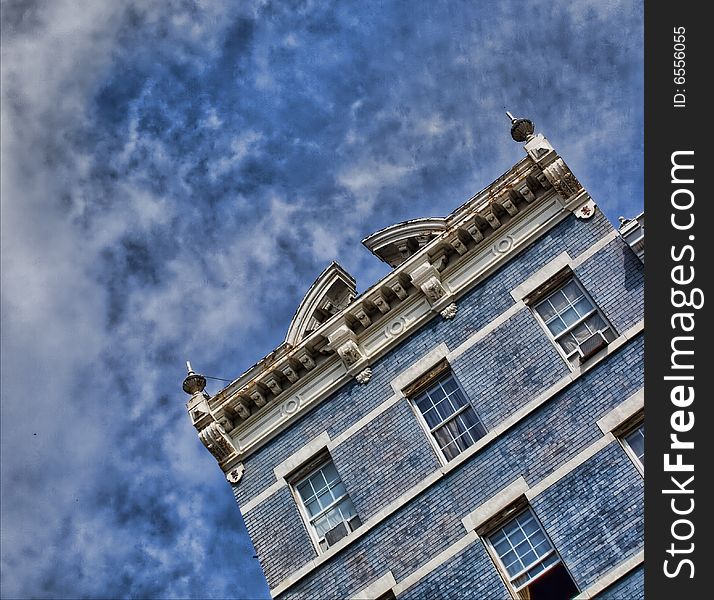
xmin=594 ymin=564 xmax=644 ymax=599
xmin=451 ymin=307 xmax=569 ymax=430
xmin=273 ymin=337 xmax=643 ymax=596
xmin=398 ymin=540 xmax=511 ymax=600
xmin=531 ymin=442 xmax=644 ymax=591
xmin=232 ymin=209 xmax=645 ymax=593
xmin=243 ymin=485 xmax=315 ymax=585
xmin=332 ymin=399 xmax=441 ymax=522
xmin=575 ymin=235 xmax=644 ymax=337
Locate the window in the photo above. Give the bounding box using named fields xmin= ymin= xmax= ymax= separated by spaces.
xmin=622 ymin=422 xmax=644 ymax=473
xmin=533 ymin=278 xmax=615 ymax=364
xmin=411 ymin=372 xmax=486 ymax=461
xmin=487 ymin=508 xmax=578 ymax=600
xmin=292 ymin=458 xmax=361 ymax=552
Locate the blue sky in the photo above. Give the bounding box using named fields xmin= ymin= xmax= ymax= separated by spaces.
xmin=1 ymin=1 xmax=642 ymax=598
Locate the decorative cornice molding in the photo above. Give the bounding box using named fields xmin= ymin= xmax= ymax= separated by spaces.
xmin=185 ymin=138 xmax=607 ymax=470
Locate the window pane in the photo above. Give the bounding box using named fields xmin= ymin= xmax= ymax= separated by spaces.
xmin=306 ymin=499 xmax=321 ymax=517
xmin=491 ymin=509 xmax=562 ymax=589
xmin=558 ymin=333 xmax=578 ymax=355
xmin=571 ymin=322 xmax=592 ymax=343
xmin=508 ymin=528 xmax=526 ymax=546
xmin=296 ymin=480 xmax=314 ymax=503
xmin=434 ymin=398 xmax=456 ymax=421
xmin=413 ymin=374 xmax=485 ymax=461
xmin=331 ymin=481 xmax=346 ymax=499
xmin=441 ymin=376 xmax=459 ymax=394
xmin=536 ymin=301 xmax=556 ymax=322
xmin=547 ymin=317 xmax=567 ymax=336
xmin=574 ymin=297 xmax=593 ymax=316
xmin=550 ymin=290 xmax=569 ymax=313
xmin=337 ymin=497 xmax=357 ymax=520
xmin=625 ymin=424 xmax=645 ymax=465
xmin=295 ymin=459 xmax=359 ymax=551
xmin=447 ymin=386 xmax=468 ymax=409
xmin=321 ymin=463 xmax=339 ymax=485
xmin=562 ymin=281 xmax=582 ymax=302
xmin=560 ymin=307 xmax=579 ymax=327
xmin=535 ymin=278 xmax=616 ymax=363
xmin=585 ymin=312 xmax=607 ymax=333
xmin=428 ymin=386 xmax=446 ymax=404
xmin=421 ymin=406 xmax=442 ymax=429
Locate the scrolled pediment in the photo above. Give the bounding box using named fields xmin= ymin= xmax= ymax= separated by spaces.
xmin=285 ymin=262 xmax=357 ymax=346
xmin=361 ymin=218 xmax=447 ymax=268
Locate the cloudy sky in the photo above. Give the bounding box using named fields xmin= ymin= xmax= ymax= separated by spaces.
xmin=1 ymin=1 xmax=642 ymax=598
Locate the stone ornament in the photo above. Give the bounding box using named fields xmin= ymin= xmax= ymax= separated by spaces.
xmin=389 ymin=281 xmax=408 ymax=300
xmin=296 ymin=350 xmax=316 ymax=371
xmin=250 ymin=388 xmax=267 ymax=408
xmin=440 ymin=303 xmax=458 ymax=320
xmin=198 ymin=422 xmax=236 ymax=462
xmin=369 ymin=292 xmax=391 ymax=314
xmin=338 ymin=340 xmax=363 ymax=366
xmin=263 ymin=375 xmax=283 ymax=397
xmin=543 ymin=158 xmax=582 ymax=199
xmin=280 ymin=364 xmax=299 ymax=383
xmin=575 ymin=200 xmax=597 ymax=220
xmin=355 ymin=368 xmax=372 ymax=384
xmin=226 ymin=464 xmax=245 ymax=484
xmin=421 ymin=276 xmax=447 ymax=304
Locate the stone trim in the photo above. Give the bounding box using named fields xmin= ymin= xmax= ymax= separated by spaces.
xmin=273 ymin=432 xmax=333 ymax=480
xmin=389 ymin=343 xmax=450 ymax=394
xmin=461 ymin=477 xmax=529 ymax=532
xmin=243 ymin=321 xmax=643 ymax=516
xmin=597 ymin=389 xmax=644 ymax=435
xmin=573 ymin=550 xmax=644 ymax=599
xmin=350 ymin=571 xmax=397 ymax=600
xmin=269 ymin=324 xmax=644 ymax=596
xmin=240 ymin=479 xmax=287 ymax=516
xmin=510 ymin=252 xmax=572 ymax=302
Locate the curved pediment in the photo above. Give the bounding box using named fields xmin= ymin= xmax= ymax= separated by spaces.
xmin=285 ymin=262 xmax=357 ymax=346
xmin=362 ymin=218 xmax=447 ymax=268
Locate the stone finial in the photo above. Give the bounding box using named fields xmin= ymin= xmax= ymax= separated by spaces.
xmin=183 ymin=361 xmax=207 ymax=395
xmin=506 ymin=111 xmax=535 ymax=143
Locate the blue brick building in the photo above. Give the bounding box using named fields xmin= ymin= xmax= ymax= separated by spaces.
xmin=183 ymin=117 xmax=644 ymax=599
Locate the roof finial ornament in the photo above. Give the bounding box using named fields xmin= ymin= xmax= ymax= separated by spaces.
xmin=183 ymin=360 xmax=207 ymax=395
xmin=505 ymin=109 xmax=535 ymax=143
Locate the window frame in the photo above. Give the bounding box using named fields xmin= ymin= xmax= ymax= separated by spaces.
xmin=289 ymin=456 xmax=360 ymax=554
xmin=408 ymin=370 xmax=486 ymax=465
xmin=484 ymin=507 xmax=575 ymax=598
xmin=619 ymin=417 xmax=645 ymax=476
xmin=530 ymin=276 xmax=616 ymax=366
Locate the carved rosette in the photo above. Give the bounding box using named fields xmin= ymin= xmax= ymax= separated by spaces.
xmin=575 ymin=200 xmax=597 ymax=219
xmin=355 ymin=368 xmax=372 ymax=384
xmin=440 ymin=303 xmax=458 ymax=320
xmin=543 ymin=158 xmax=582 ymax=199
xmin=226 ymin=464 xmax=245 ymax=484
xmin=198 ymin=422 xmax=237 ymax=462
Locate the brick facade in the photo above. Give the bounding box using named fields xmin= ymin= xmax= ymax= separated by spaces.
xmin=229 ymin=206 xmax=644 ymax=598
